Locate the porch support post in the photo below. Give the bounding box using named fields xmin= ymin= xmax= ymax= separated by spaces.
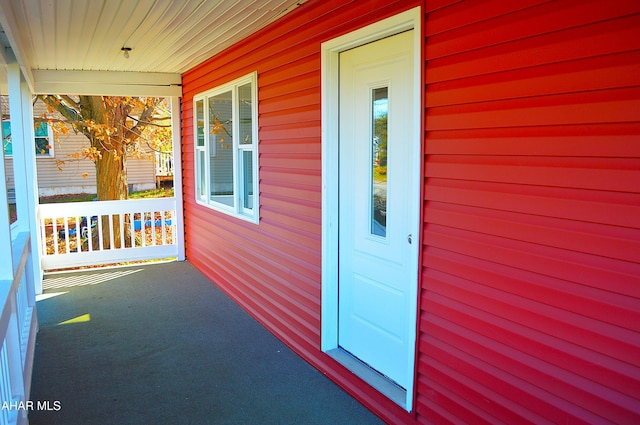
xmin=0 ymin=107 xmax=13 ymax=282
xmin=7 ymin=63 xmax=42 ymax=294
xmin=170 ymin=96 xmax=185 ymax=261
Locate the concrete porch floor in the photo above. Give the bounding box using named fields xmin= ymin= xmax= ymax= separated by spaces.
xmin=29 ymin=261 xmax=384 ymax=425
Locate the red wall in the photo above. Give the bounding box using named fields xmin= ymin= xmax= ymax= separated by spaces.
xmin=419 ymin=1 xmax=640 ymax=423
xmin=182 ymin=1 xmax=640 ymax=423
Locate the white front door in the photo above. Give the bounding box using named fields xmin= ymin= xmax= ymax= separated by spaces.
xmin=338 ymin=30 xmax=418 ymax=390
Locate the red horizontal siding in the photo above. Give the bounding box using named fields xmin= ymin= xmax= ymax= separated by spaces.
xmin=427 ymin=88 xmax=640 ymax=130
xmin=425 ymin=124 xmax=640 ymax=157
xmin=260 ymin=106 xmax=320 ymax=128
xmin=426 ymin=14 xmax=640 ymax=83
xmin=426 ymin=204 xmax=640 ymax=270
xmin=420 ymin=1 xmax=640 ymax=424
xmin=426 ymin=51 xmax=640 ymax=107
xmin=426 ymin=0 xmax=547 ymax=36
xmin=422 ymin=263 xmax=639 ymax=395
xmin=426 ymin=157 xmax=639 ymax=193
xmin=426 ymin=0 xmax=640 ymax=58
xmin=425 ymin=178 xmax=640 ymax=230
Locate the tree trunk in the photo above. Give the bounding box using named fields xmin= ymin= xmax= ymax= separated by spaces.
xmin=96 ymin=148 xmax=128 ymax=201
xmin=96 ymin=148 xmax=129 ymax=248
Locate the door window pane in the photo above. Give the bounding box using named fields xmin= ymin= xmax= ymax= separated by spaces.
xmin=371 ymin=87 xmax=388 ymax=237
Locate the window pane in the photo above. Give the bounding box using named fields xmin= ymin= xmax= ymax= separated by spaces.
xmin=242 ymin=150 xmax=253 ymax=211
xmin=195 ymin=99 xmax=205 ymax=198
xmin=35 ymin=122 xmax=51 ymax=155
xmin=2 ymin=121 xmax=11 ymax=155
xmin=198 ymin=151 xmax=206 ymax=199
xmin=34 ymin=121 xmax=48 ymax=137
xmin=35 ymin=138 xmax=50 ymax=155
xmin=195 ymin=100 xmax=204 ymax=147
xmin=209 ymin=91 xmax=234 ymax=207
xmin=238 ymin=83 xmax=252 ymax=145
xmin=371 ymin=87 xmax=388 ymax=237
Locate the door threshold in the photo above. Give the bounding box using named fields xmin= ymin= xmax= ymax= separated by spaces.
xmin=327 ymin=348 xmax=406 ymax=408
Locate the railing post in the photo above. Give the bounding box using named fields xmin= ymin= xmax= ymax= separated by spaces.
xmin=7 ymin=299 xmax=25 ymax=401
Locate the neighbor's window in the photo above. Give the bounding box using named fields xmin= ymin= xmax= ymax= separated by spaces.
xmin=194 ymin=72 xmax=259 ymax=223
xmin=34 ymin=121 xmax=54 ymax=156
xmin=2 ymin=120 xmax=54 ymax=156
xmin=2 ymin=121 xmax=10 ymax=155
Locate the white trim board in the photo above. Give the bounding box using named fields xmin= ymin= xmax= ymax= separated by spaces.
xmin=33 ymin=70 xmax=182 ymax=96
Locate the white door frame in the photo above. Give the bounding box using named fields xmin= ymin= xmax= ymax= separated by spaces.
xmin=320 ymin=7 xmax=422 ymax=411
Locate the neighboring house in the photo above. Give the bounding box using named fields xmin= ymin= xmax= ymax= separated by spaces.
xmin=181 ymin=1 xmax=640 ymax=424
xmin=2 ymin=98 xmax=167 ymax=197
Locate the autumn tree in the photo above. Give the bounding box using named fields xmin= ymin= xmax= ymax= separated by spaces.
xmin=38 ymin=95 xmax=171 ymax=200
xmin=38 ymin=95 xmax=171 ymax=247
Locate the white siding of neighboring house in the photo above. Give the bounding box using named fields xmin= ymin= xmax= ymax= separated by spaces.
xmin=3 ymin=99 xmax=159 ymax=198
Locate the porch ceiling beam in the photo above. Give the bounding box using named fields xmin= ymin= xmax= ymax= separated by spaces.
xmin=33 ymin=70 xmax=182 ymax=97
xmin=0 ymin=33 xmax=16 ymax=66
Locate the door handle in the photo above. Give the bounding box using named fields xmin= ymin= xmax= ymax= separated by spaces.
xmin=407 ymin=234 xmax=412 ymax=244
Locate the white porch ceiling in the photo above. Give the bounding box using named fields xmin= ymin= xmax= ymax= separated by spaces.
xmin=0 ymin=0 xmax=306 ymax=95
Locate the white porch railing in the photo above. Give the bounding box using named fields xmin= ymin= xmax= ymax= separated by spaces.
xmin=0 ymin=233 xmax=38 ymax=425
xmin=38 ymin=198 xmax=179 ymax=271
xmin=155 ymin=152 xmax=173 ymax=176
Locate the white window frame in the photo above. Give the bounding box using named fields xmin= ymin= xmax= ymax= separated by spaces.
xmin=193 ymin=72 xmax=259 ymax=223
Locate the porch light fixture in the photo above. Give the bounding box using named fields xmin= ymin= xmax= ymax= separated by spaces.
xmin=121 ymin=47 xmax=132 ymax=59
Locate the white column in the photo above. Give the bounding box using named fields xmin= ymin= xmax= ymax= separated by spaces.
xmin=7 ymin=63 xmax=28 ymax=232
xmin=0 ymin=112 xmax=13 ymax=281
xmin=171 ymin=96 xmax=185 ymax=261
xmin=21 ymin=71 xmax=42 ymax=297
xmin=7 ymin=63 xmax=42 ymax=294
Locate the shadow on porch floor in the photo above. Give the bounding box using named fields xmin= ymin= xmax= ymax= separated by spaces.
xmin=29 ymin=262 xmax=384 ymax=425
